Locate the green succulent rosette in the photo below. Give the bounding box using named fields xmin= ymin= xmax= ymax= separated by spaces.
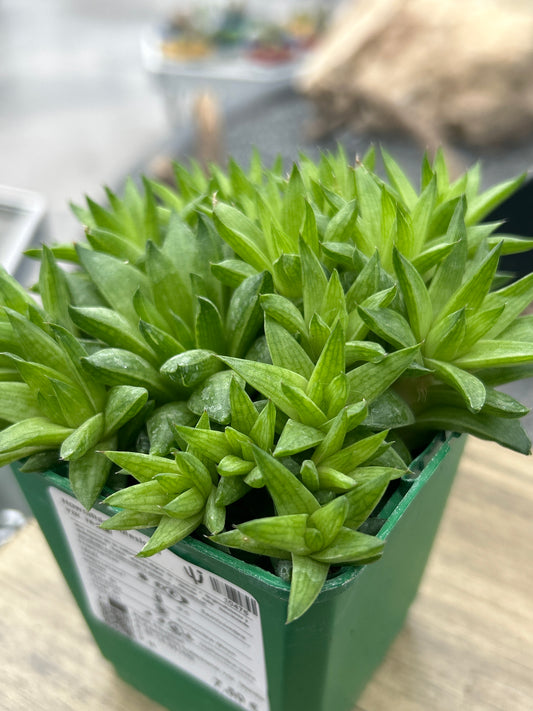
xmin=1 ymin=147 xmax=531 ymax=621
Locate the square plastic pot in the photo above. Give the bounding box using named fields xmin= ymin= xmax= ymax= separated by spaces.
xmin=12 ymin=431 xmax=466 ymax=711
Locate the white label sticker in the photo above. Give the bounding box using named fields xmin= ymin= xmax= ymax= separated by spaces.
xmin=50 ymin=488 xmax=270 ymax=711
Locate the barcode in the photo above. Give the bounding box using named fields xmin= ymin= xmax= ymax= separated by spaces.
xmin=209 ymin=577 xmax=258 ymax=616
xmin=100 ymin=597 xmax=134 ymax=638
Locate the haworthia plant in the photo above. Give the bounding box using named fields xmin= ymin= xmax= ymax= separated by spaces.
xmin=3 ymin=147 xmax=532 ymax=621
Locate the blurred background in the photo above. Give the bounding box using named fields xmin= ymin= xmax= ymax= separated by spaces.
xmin=1 ymin=0 xmax=533 ymax=528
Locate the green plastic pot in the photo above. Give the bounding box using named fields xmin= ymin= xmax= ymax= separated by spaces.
xmin=12 ymin=431 xmax=466 ymax=711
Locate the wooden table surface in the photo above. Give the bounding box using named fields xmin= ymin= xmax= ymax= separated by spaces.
xmin=1 ymin=437 xmax=532 ymax=711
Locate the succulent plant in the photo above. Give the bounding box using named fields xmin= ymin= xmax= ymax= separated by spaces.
xmin=2 ymin=148 xmax=532 ymax=621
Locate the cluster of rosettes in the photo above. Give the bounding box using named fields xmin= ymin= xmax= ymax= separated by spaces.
xmin=0 ymin=147 xmax=532 ymax=620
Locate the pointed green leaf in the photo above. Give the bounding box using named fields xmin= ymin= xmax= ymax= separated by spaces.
xmin=69 ymin=306 xmax=156 ymax=364
xmin=425 ymin=308 xmax=466 ymax=360
xmin=82 ymin=349 xmax=170 ymax=400
xmin=260 ymin=293 xmax=307 ymax=336
xmin=393 ymin=248 xmax=433 ymax=340
xmin=104 ymin=480 xmax=173 ymax=513
xmin=145 ymin=240 xmax=194 ymax=328
xmin=287 ymin=554 xmax=329 ymax=623
xmin=311 ymin=528 xmax=384 ymax=565
xmin=86 ymin=227 xmax=143 ymax=264
xmin=426 ymin=358 xmax=486 ymax=412
xmin=220 ymin=356 xmax=308 ymax=414
xmin=358 ymin=306 xmax=417 ymax=350
xmin=300 ymin=237 xmax=328 ymax=326
xmin=302 ymin=200 xmax=320 ymax=254
xmin=249 ymin=400 xmax=276 ymax=450
xmin=312 ymin=409 xmax=348 ymax=464
xmin=238 ymin=514 xmax=311 ymax=554
xmin=0 ymin=417 xmax=73 ymax=454
xmin=382 ymin=148 xmax=418 ymax=209
xmin=153 ymin=473 xmax=192 ymax=495
xmin=483 ymin=273 xmax=533 ymax=339
xmin=0 ymin=382 xmax=42 ymax=423
xmin=164 ymin=488 xmax=205 ymax=518
xmin=203 ymin=487 xmax=225 ymax=534
xmin=347 ymin=345 xmax=420 ymax=404
xmin=210 ymin=259 xmax=258 ymax=288
xmin=104 ymin=450 xmax=180 ymax=482
xmin=345 ymin=473 xmax=391 ymax=528
xmin=161 ymin=349 xmax=223 ymax=390
xmin=76 ymin=246 xmax=149 ymax=324
xmin=274 ymin=420 xmax=325 ymax=457
xmin=217 ymin=455 xmax=254 ymax=477
xmin=70 ymin=437 xmax=115 ymax=510
xmin=345 ymin=341 xmax=386 ymax=366
xmin=412 ymin=241 xmax=457 ymax=274
xmin=39 ymin=245 xmax=74 ymax=331
xmin=195 ymin=297 xmax=225 ymax=353
xmin=138 ymin=320 xmax=184 ymax=363
xmin=364 ymin=390 xmax=414 ymax=429
xmin=48 ymin=324 xmax=106 ymax=411
xmin=439 ymin=242 xmax=502 ymax=321
xmin=412 ymin=176 xmax=437 ymax=254
xmin=147 ymin=402 xmax=196 ymax=456
xmin=308 ymin=496 xmax=348 ymax=548
xmin=264 ymin=317 xmax=313 ymax=379
xmin=100 ymin=511 xmax=162 ymax=531
xmin=174 ymin=451 xmax=213 ymax=499
xmin=466 ymin=173 xmax=526 ymax=225
xmin=209 ymin=529 xmax=289 ymax=559
xmin=174 ymin=425 xmax=233 ymax=463
xmin=226 ymin=271 xmax=273 ymax=358
xmin=482 ymin=387 xmax=530 ymax=419
xmin=138 ymin=513 xmax=204 ymax=557
xmin=453 ymin=340 xmax=533 ymax=370
xmin=229 ymin=378 xmax=258 ymax=436
xmin=253 ymin=446 xmax=319 ymax=515
xmin=6 ymin=309 xmax=77 ymax=380
xmin=415 ymin=406 xmax=531 ymax=454
xmin=428 ymin=201 xmax=468 ymax=315
xmin=188 ymin=370 xmax=241 ymax=425
xmin=308 ymin=312 xmax=331 ymax=358
xmin=300 ymin=459 xmax=320 ymax=491
xmin=214 ymin=476 xmax=250 ymax=506
xmin=213 ymin=203 xmax=271 ymax=272
xmin=307 ymin=321 xmax=345 ymax=406
xmin=60 ymin=412 xmax=105 ymax=460
xmin=320 ymin=430 xmax=389 ymax=474
xmin=320 ymin=270 xmax=346 ymax=328
xmin=280 ymin=382 xmax=327 ymax=427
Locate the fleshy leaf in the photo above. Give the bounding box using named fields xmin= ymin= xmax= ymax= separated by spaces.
xmin=287 ymin=554 xmax=329 ymax=623
xmin=210 ymin=529 xmax=290 ymax=559
xmin=60 ymin=412 xmax=104 ymax=460
xmin=274 ymin=420 xmax=324 ymax=457
xmin=393 ymin=248 xmax=433 ymax=340
xmin=346 ymin=345 xmax=420 ymax=404
xmin=237 ymin=514 xmax=311 ymax=554
xmin=414 ymin=406 xmax=531 ymax=454
xmin=138 ymin=514 xmax=204 ymax=557
xmin=426 ymin=358 xmax=486 ymax=412
xmin=311 ymin=528 xmax=384 ymax=564
xmin=453 ymin=340 xmax=533 ymax=370
xmin=264 ymin=317 xmax=314 ymax=379
xmin=70 ymin=437 xmax=115 ymax=510
xmin=104 ymin=450 xmax=181 ymax=482
xmin=253 ymin=445 xmax=319 ymax=515
xmin=320 ymin=430 xmax=389 ymax=475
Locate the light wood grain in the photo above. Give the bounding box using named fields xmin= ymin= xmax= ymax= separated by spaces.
xmin=1 ymin=437 xmax=531 ymax=711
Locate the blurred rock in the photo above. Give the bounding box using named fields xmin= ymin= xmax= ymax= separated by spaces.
xmin=300 ymin=0 xmax=533 ymax=151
